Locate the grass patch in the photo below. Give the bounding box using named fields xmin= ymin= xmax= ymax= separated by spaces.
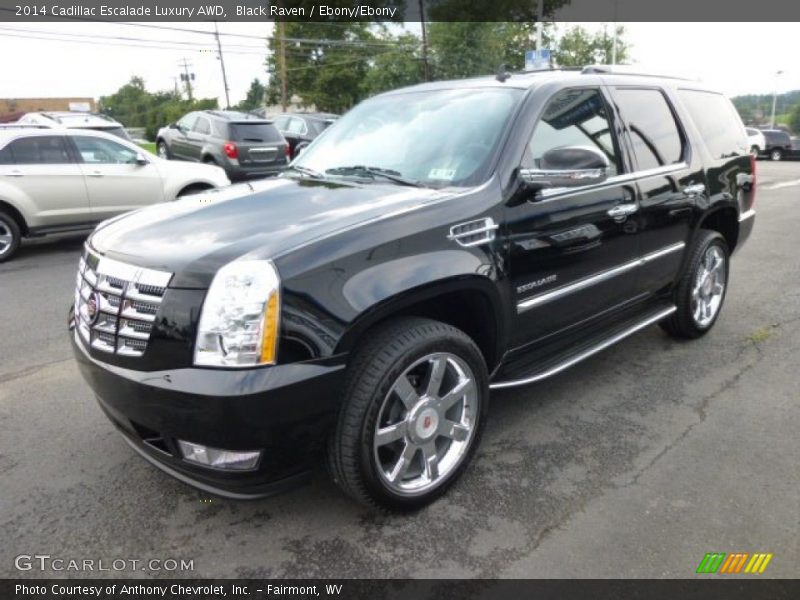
xmin=748 ymin=326 xmax=775 ymax=344
xmin=138 ymin=142 xmax=157 ymax=155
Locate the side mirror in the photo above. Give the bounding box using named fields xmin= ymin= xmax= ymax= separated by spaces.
xmin=520 ymin=146 xmax=609 ymax=192
xmin=168 ymin=122 xmax=179 ymax=130
xmin=135 ymin=153 xmax=149 ymax=166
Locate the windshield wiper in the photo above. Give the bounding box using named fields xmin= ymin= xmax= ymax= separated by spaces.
xmin=325 ymin=165 xmax=423 ymax=187
xmin=286 ymin=164 xmax=324 ymax=179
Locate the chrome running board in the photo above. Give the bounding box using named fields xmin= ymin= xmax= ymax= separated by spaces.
xmin=490 ymin=305 xmax=676 ymax=390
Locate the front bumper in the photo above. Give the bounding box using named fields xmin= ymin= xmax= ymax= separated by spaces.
xmin=71 ymin=329 xmax=346 ymax=498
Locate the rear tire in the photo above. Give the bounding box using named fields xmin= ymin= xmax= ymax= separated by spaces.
xmin=660 ymin=230 xmax=729 ymax=339
xmin=328 ymin=317 xmax=488 ymax=511
xmin=0 ymin=211 xmax=21 ymax=263
xmin=749 ymin=145 xmax=760 ymax=158
xmin=770 ymin=148 xmax=783 ymax=161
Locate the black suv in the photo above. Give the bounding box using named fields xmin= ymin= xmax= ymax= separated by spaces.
xmin=272 ymin=112 xmax=338 ymax=158
xmin=155 ymin=110 xmax=289 ymax=181
xmin=70 ymin=67 xmax=755 ymax=510
xmin=760 ymin=129 xmax=794 ymax=161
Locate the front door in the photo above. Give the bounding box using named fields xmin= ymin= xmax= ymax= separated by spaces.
xmin=505 ymin=87 xmax=642 ymax=349
xmin=71 ymin=135 xmax=164 ymax=221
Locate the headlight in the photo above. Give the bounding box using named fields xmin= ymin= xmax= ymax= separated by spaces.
xmin=194 ymin=260 xmax=280 ymax=367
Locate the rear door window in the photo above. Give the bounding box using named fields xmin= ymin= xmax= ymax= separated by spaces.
xmin=677 ymin=90 xmax=747 ymax=159
xmin=194 ymin=117 xmax=211 ymax=135
xmin=229 ymin=123 xmax=283 ymax=143
xmin=7 ymin=136 xmax=72 ymax=164
xmin=0 ymin=143 xmax=14 ymax=164
xmin=613 ymin=88 xmax=685 ymax=170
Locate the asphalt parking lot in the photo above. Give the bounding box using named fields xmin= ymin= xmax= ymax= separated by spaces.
xmin=1 ymin=161 xmax=798 ymax=579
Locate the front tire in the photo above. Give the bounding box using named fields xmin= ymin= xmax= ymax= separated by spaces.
xmin=770 ymin=148 xmax=783 ymax=161
xmin=0 ymin=211 xmax=21 ymax=263
xmin=660 ymin=230 xmax=729 ymax=339
xmin=156 ymin=141 xmax=171 ymax=160
xmin=328 ymin=317 xmax=488 ymax=511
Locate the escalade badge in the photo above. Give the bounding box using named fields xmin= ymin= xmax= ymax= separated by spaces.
xmin=86 ymin=292 xmax=100 ymax=325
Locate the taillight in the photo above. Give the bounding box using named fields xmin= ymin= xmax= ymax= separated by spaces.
xmin=223 ymin=142 xmax=238 ymax=159
xmin=284 ymin=144 xmax=291 ymax=160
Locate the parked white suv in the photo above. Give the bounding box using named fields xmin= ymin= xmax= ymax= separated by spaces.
xmin=0 ymin=128 xmax=230 ymax=262
xmin=746 ymin=127 xmax=766 ymax=158
xmin=17 ymin=112 xmax=132 ymax=141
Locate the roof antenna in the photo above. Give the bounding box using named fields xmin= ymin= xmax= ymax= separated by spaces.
xmin=496 ymin=64 xmax=511 ymax=83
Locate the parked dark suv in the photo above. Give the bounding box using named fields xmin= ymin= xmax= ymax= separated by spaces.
xmin=760 ymin=129 xmax=794 ymax=161
xmin=71 ymin=67 xmax=755 ymax=510
xmin=272 ymin=112 xmax=338 ymax=159
xmin=155 ymin=110 xmax=289 ymax=181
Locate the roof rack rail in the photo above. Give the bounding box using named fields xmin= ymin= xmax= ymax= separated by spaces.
xmin=581 ymin=64 xmax=695 ymax=81
xmin=0 ymin=123 xmax=49 ymax=129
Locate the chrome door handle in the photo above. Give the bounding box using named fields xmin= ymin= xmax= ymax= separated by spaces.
xmin=607 ymin=204 xmax=638 ymax=218
xmin=683 ymin=183 xmax=706 ymax=196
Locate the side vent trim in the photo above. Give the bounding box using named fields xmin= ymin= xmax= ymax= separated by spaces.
xmin=447 ymin=217 xmax=498 ymax=248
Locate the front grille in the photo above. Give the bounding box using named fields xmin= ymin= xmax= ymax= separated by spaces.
xmin=74 ymin=247 xmax=172 ymax=358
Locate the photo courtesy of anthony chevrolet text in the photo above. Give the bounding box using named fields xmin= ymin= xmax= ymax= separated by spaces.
xmin=0 ymin=0 xmax=797 ymax=598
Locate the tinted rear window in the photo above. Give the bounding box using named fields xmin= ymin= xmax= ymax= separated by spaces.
xmin=229 ymin=123 xmax=283 ymax=143
xmin=7 ymin=136 xmax=72 ymax=164
xmin=614 ymin=88 xmax=684 ymax=170
xmin=677 ymin=90 xmax=746 ymax=159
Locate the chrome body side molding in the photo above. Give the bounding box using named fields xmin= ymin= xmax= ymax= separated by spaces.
xmin=517 ymin=242 xmax=685 ymax=314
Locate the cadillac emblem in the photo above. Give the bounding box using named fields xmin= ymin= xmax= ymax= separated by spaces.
xmin=86 ymin=292 xmax=100 ymax=325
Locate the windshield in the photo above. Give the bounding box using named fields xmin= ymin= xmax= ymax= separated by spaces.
xmin=293 ymin=87 xmax=523 ymax=187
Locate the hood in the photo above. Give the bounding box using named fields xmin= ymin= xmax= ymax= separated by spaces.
xmin=89 ymin=176 xmax=450 ymax=288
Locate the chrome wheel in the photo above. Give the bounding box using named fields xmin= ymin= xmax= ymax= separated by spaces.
xmin=0 ymin=221 xmax=13 ymax=256
xmin=373 ymin=352 xmax=477 ymax=496
xmin=157 ymin=143 xmax=169 ymax=159
xmin=691 ymin=245 xmax=726 ymax=328
xmin=770 ymin=149 xmax=782 ymax=161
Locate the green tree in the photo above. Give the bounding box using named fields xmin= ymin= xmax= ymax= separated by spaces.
xmin=553 ymin=25 xmax=630 ymax=67
xmin=790 ymin=104 xmax=800 ymax=134
xmin=99 ymin=76 xmax=217 ymax=141
xmin=235 ymin=78 xmax=266 ymax=112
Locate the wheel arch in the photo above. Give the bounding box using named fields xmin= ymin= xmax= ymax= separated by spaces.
xmin=0 ymin=198 xmax=29 ymax=235
xmin=696 ymin=205 xmax=739 ymax=253
xmin=334 ymin=277 xmax=507 ymax=375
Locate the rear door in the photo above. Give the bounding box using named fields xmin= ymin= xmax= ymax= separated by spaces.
xmin=0 ymin=135 xmax=90 ymax=227
xmin=608 ymin=86 xmax=702 ymax=295
xmin=188 ymin=115 xmax=212 ymax=161
xmin=70 ymin=135 xmax=164 ymax=221
xmin=506 ymin=87 xmax=642 ymax=347
xmin=170 ymin=113 xmax=198 ymax=160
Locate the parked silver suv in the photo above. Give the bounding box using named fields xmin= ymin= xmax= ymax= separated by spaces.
xmin=0 ymin=128 xmax=229 ymax=262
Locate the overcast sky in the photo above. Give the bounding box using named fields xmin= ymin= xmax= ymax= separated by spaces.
xmin=0 ymin=22 xmax=797 ymax=106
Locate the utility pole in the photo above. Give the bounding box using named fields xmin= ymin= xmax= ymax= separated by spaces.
xmin=535 ymin=0 xmax=544 ymax=50
xmin=178 ymin=58 xmax=194 ymax=101
xmin=611 ymin=0 xmax=619 ymax=64
xmin=214 ymin=21 xmax=231 ymax=109
xmin=419 ymin=0 xmax=430 ymax=81
xmin=770 ymin=70 xmax=783 ymax=128
xmin=277 ymin=21 xmax=288 ymax=111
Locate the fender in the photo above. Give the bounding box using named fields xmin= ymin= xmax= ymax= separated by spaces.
xmin=334 ymin=250 xmax=508 ymax=371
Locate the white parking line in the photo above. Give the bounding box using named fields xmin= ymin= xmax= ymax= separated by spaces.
xmin=763 ymin=178 xmax=800 ymax=190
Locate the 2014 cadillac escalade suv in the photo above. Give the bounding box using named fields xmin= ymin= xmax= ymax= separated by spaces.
xmin=69 ymin=67 xmax=755 ymax=510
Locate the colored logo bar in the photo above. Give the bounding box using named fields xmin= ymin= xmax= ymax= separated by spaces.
xmin=697 ymin=552 xmax=773 ymax=574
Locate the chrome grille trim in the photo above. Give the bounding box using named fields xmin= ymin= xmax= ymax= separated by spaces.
xmin=73 ymin=246 xmax=173 ymax=358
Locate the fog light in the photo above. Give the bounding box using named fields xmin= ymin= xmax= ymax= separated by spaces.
xmin=178 ymin=440 xmax=261 ymax=471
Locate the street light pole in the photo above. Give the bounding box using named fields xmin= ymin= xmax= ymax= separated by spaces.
xmin=770 ymin=70 xmax=783 ymax=129
xmin=214 ymin=21 xmax=231 ymax=110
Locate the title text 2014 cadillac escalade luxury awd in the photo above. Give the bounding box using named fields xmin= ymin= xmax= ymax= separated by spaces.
xmin=69 ymin=67 xmax=755 ymax=510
